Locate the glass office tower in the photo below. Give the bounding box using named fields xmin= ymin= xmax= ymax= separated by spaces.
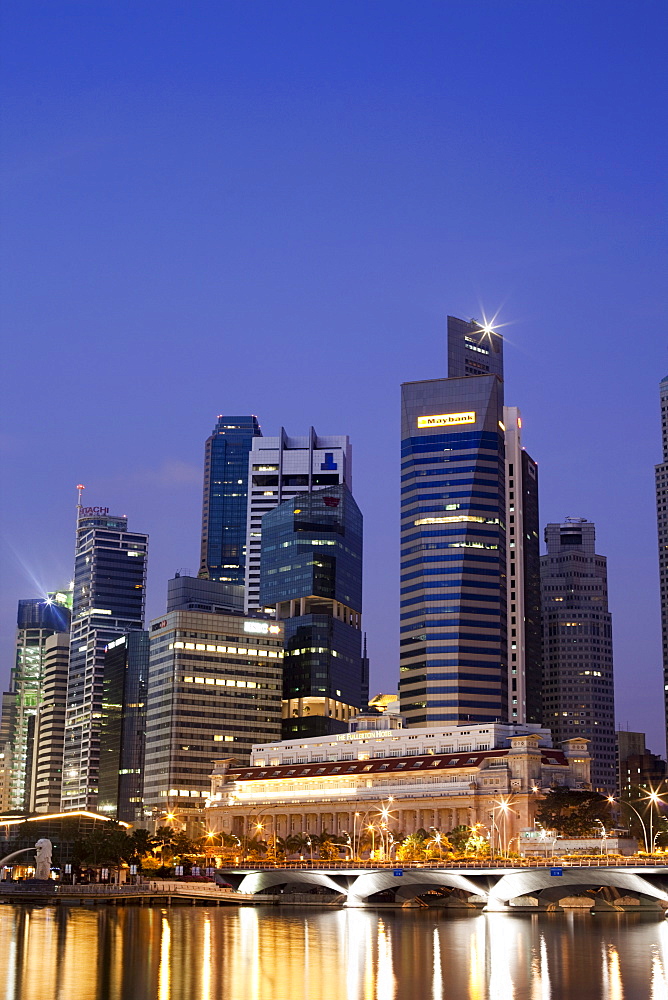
xmin=260 ymin=484 xmax=366 ymax=737
xmin=199 ymin=415 xmax=262 ymax=586
xmin=245 ymin=428 xmax=351 ymax=612
xmin=10 ymin=593 xmax=72 ymax=810
xmin=62 ymin=511 xmax=147 ymax=812
xmin=99 ymin=631 xmax=149 ymax=823
xmin=399 ymin=373 xmax=507 ymax=726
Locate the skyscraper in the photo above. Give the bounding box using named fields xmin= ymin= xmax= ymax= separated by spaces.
xmin=260 ymin=483 xmax=366 ymax=737
xmin=541 ymin=519 xmax=616 ymax=792
xmin=399 ymin=371 xmax=508 ymax=725
xmin=244 ymin=428 xmax=352 ymax=612
xmin=503 ymin=408 xmax=542 ymax=724
xmin=199 ymin=415 xmax=262 ymax=586
xmin=142 ymin=579 xmax=283 ymax=827
xmin=99 ymin=631 xmax=149 ymax=823
xmin=31 ymin=632 xmax=70 ymax=813
xmin=655 ymin=376 xmax=668 ymax=755
xmin=9 ymin=592 xmax=72 ymax=810
xmin=447 ymin=315 xmax=504 ymax=379
xmin=62 ymin=509 xmax=148 ymax=812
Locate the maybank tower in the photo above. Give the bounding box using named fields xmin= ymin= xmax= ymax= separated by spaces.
xmin=399 ymin=317 xmax=508 ymax=727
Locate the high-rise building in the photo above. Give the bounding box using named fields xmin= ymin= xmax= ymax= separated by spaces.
xmin=655 ymin=376 xmax=668 ymax=755
xmin=199 ymin=415 xmax=262 ymax=586
xmin=31 ymin=633 xmax=70 ymax=813
xmin=62 ymin=509 xmax=148 ymax=812
xmin=503 ymin=408 xmax=542 ymax=724
xmin=244 ymin=428 xmax=352 ymax=612
xmin=142 ymin=587 xmax=283 ymax=828
xmin=260 ymin=483 xmax=366 ymax=738
xmin=540 ymin=519 xmax=616 ymax=792
xmin=9 ymin=592 xmax=72 ymax=810
xmin=399 ymin=369 xmax=507 ymax=726
xmin=99 ymin=631 xmax=149 ymax=823
xmin=447 ymin=315 xmax=504 ymax=379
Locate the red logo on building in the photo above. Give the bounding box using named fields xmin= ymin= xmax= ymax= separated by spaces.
xmin=322 ymin=496 xmax=340 ymax=508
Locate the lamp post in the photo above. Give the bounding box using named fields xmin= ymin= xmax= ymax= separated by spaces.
xmin=608 ymin=796 xmax=649 ymax=853
xmin=367 ymin=825 xmax=376 ymax=860
xmin=644 ymin=790 xmax=664 ymax=855
xmin=353 ymin=812 xmax=360 ymax=861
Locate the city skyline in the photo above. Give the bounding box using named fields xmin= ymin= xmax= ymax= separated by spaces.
xmin=1 ymin=3 xmax=666 ymax=752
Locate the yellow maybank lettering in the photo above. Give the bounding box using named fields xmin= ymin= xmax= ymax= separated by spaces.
xmin=417 ymin=411 xmax=476 ymax=428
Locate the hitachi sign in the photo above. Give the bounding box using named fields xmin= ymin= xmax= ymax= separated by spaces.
xmin=80 ymin=506 xmax=110 ymax=516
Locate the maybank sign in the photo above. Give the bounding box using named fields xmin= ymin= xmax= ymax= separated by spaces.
xmin=417 ymin=411 xmax=476 ymax=428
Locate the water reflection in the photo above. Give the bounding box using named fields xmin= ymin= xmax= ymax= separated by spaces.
xmin=0 ymin=905 xmax=666 ymax=999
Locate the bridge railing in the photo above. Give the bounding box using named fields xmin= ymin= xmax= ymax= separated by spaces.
xmin=219 ymin=857 xmax=668 ymax=871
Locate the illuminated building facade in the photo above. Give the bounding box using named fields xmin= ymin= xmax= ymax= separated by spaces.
xmin=32 ymin=633 xmax=70 ymax=813
xmin=260 ymin=484 xmax=366 ymax=739
xmin=98 ymin=631 xmax=149 ymax=823
xmin=206 ymin=722 xmax=590 ymax=846
xmin=245 ymin=428 xmax=351 ymax=612
xmin=143 ymin=605 xmax=283 ymax=824
xmin=399 ymin=370 xmax=507 ymax=726
xmin=9 ymin=592 xmax=72 ymax=810
xmin=62 ymin=512 xmax=148 ymax=812
xmin=656 ymin=376 xmax=668 ymax=756
xmin=200 ymin=415 xmax=262 ymax=587
xmin=541 ymin=520 xmax=616 ymax=792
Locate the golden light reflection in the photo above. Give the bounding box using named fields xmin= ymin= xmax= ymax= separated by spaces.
xmin=432 ymin=927 xmax=443 ymax=1000
xmin=650 ymin=946 xmax=668 ymax=1000
xmin=602 ymin=943 xmax=623 ymax=1000
xmin=202 ymin=915 xmax=211 ymax=1000
xmin=488 ymin=914 xmax=515 ymax=1000
xmin=158 ymin=915 xmax=171 ymax=1000
xmin=531 ymin=934 xmax=551 ymax=1000
xmin=237 ymin=906 xmax=260 ymax=1000
xmin=469 ymin=917 xmax=485 ymax=1000
xmin=375 ymin=919 xmax=396 ymax=1000
xmin=340 ymin=910 xmax=364 ymax=1000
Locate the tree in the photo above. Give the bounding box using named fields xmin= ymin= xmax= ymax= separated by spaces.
xmin=448 ymin=825 xmax=473 ymax=854
xmin=536 ymin=788 xmax=610 ymax=837
xmin=128 ymin=828 xmax=156 ymax=862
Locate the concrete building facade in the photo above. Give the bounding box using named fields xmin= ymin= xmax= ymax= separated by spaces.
xmin=143 ymin=607 xmax=283 ymax=826
xmin=206 ymin=722 xmax=590 ymax=850
xmin=541 ymin=519 xmax=616 ymax=792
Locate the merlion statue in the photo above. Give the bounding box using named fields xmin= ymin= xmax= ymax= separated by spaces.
xmin=34 ymin=839 xmax=53 ymax=880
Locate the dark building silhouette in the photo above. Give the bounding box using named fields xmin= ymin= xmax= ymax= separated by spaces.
xmin=260 ymin=483 xmax=365 ymax=738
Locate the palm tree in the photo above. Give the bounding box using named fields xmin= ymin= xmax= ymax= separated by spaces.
xmin=154 ymin=826 xmax=176 ymax=864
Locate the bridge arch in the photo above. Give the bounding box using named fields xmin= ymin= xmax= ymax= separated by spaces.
xmin=237 ymin=870 xmax=346 ymax=897
xmin=488 ymin=869 xmax=668 ymax=911
xmin=346 ymin=870 xmax=486 ymax=908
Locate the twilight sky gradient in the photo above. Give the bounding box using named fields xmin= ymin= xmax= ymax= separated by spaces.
xmin=1 ymin=3 xmax=666 ymax=747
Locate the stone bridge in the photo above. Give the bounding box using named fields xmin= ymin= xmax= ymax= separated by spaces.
xmin=220 ymin=864 xmax=668 ymax=911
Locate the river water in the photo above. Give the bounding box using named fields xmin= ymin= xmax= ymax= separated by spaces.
xmin=1 ymin=903 xmax=667 ymax=1000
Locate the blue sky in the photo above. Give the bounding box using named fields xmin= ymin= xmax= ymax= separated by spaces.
xmin=1 ymin=2 xmax=667 ymax=747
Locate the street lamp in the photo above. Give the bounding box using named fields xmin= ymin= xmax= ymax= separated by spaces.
xmin=429 ymin=827 xmax=443 ymax=861
xmin=353 ymin=812 xmax=360 ymax=861
xmin=643 ymin=789 xmax=664 ymax=855
xmin=608 ymin=796 xmax=649 ymax=853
